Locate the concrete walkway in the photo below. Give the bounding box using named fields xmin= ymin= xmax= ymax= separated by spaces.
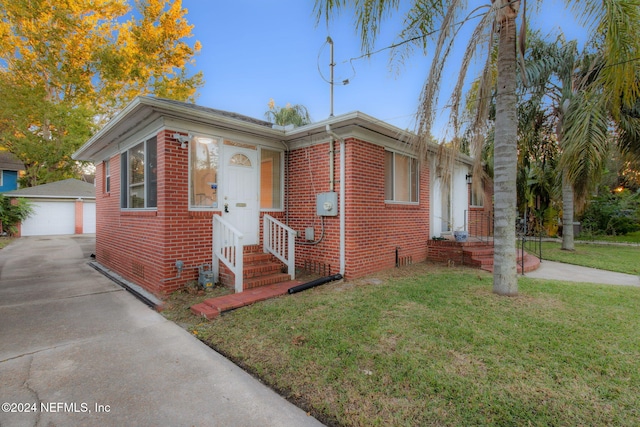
xmin=523 ymin=260 xmax=640 ymax=287
xmin=0 ymin=235 xmax=323 ymax=427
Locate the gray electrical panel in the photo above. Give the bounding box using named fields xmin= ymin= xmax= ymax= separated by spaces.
xmin=316 ymin=192 xmax=338 ymax=216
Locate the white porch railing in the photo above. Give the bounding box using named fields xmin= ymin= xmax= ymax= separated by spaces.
xmin=213 ymin=214 xmax=244 ymax=293
xmin=263 ymin=214 xmax=296 ymax=280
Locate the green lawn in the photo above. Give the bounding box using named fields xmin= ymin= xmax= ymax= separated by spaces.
xmin=542 ymin=241 xmax=640 ymax=275
xmin=168 ymin=263 xmax=640 ymax=427
xmin=0 ymin=236 xmax=14 ymax=250
xmin=577 ymin=231 xmax=640 ymax=244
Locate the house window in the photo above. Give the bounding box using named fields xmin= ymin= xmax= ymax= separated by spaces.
xmin=385 ymin=151 xmax=418 ymax=203
xmin=471 ymin=181 xmax=484 ymax=207
xmin=120 ymin=136 xmax=157 ymax=209
xmin=260 ymin=149 xmax=283 ymax=209
xmin=190 ymin=136 xmax=219 ymax=208
xmin=104 ymin=160 xmax=110 ymax=193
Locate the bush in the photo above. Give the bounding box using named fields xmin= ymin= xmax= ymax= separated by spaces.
xmin=580 ymin=189 xmax=640 ymax=235
xmin=0 ymin=195 xmax=33 ymax=236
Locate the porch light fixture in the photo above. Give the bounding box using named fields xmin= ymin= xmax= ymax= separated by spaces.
xmin=465 ymin=173 xmax=473 ymax=185
xmin=172 ymin=133 xmax=192 ymax=149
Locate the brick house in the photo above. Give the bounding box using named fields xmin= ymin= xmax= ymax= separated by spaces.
xmin=73 ymin=97 xmax=486 ymax=298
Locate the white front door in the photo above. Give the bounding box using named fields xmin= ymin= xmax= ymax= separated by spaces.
xmin=222 ymin=145 xmax=259 ymax=245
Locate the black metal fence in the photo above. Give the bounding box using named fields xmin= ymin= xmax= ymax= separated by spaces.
xmin=516 ymin=213 xmax=543 ymax=275
xmin=466 ymin=210 xmax=494 ymax=243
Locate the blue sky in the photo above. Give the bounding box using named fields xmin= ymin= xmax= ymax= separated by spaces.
xmin=181 ymin=1 xmax=587 ymax=135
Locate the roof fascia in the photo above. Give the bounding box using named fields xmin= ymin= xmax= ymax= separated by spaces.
xmin=282 ymin=111 xmax=474 ymax=166
xmin=73 ymin=97 xmax=286 ymax=162
xmin=5 ymin=194 xmax=95 ymax=199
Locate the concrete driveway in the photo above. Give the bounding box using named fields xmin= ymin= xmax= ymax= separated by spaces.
xmin=0 ymin=235 xmax=323 ymax=427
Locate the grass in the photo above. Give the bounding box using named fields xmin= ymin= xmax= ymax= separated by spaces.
xmin=0 ymin=236 xmax=15 ymax=250
xmin=541 ymin=242 xmax=640 ymax=275
xmin=164 ymin=263 xmax=640 ymax=427
xmin=577 ymin=231 xmax=640 ymax=244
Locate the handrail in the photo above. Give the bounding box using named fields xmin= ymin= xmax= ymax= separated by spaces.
xmin=213 ymin=215 xmax=244 ymax=293
xmin=516 ymin=212 xmax=543 ymax=275
xmin=263 ymin=214 xmax=296 ymax=280
xmin=467 ymin=210 xmax=494 ymax=243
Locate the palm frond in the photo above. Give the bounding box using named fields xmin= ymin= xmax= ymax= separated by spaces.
xmin=617 ymin=101 xmax=640 ymax=157
xmin=449 ymin=9 xmax=495 ymax=134
xmin=390 ymin=0 xmax=445 ymax=69
xmin=560 ymin=90 xmax=610 ymax=204
xmin=414 ymin=0 xmax=464 ymax=149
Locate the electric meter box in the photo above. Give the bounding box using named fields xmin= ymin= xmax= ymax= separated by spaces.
xmin=316 ymin=192 xmax=338 ymax=216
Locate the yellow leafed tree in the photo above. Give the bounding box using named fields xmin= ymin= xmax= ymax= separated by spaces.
xmin=0 ymin=0 xmax=204 ymax=186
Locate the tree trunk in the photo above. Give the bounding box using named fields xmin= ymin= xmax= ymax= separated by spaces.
xmin=492 ymin=1 xmax=519 ymax=296
xmin=561 ymin=174 xmax=575 ymax=250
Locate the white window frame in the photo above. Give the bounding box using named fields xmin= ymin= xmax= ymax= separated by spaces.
xmin=259 ymin=147 xmax=284 ymax=211
xmin=120 ymin=136 xmax=157 ymax=210
xmin=104 ymin=159 xmax=110 ymax=193
xmin=385 ymin=150 xmax=419 ymax=204
xmin=189 ymin=135 xmax=221 ymax=211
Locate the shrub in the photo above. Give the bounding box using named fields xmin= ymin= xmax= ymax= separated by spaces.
xmin=0 ymin=195 xmax=33 ymax=236
xmin=580 ymin=189 xmax=640 ymax=235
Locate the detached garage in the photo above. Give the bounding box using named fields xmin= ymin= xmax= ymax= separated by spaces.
xmin=3 ymin=179 xmax=95 ymax=236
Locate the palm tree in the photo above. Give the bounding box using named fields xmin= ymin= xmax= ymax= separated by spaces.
xmin=314 ymin=0 xmax=640 ymax=295
xmin=315 ymin=0 xmax=520 ymax=294
xmin=265 ymin=99 xmax=312 ymax=127
xmin=523 ymin=27 xmax=640 ymax=249
xmin=522 ymin=36 xmax=592 ymax=250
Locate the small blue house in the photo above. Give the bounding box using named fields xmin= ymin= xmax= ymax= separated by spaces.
xmin=0 ymin=151 xmax=24 ymax=193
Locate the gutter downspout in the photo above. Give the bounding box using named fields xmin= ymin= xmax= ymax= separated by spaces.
xmin=325 ymin=124 xmax=346 ymax=277
xmin=329 ymin=139 xmax=335 ymax=192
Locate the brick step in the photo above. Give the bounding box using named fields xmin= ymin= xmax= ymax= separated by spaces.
xmin=480 ymin=253 xmax=540 ymax=273
xmin=191 ymin=279 xmax=302 ymax=320
xmin=244 ymin=252 xmax=275 ymax=264
xmin=243 ymin=244 xmax=262 ymax=254
xmin=243 ymin=261 xmax=283 ymax=279
xmin=243 ymin=272 xmax=292 ymax=290
xmin=466 ymin=255 xmax=494 ymax=269
xmin=463 ymin=245 xmax=540 ymax=273
xmin=462 ymin=246 xmax=495 ymax=258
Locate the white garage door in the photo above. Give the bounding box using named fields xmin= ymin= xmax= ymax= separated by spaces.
xmin=21 ymin=201 xmax=76 ymax=236
xmin=83 ymin=202 xmax=96 ymax=234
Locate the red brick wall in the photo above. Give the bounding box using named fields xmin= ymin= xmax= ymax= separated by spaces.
xmin=74 ymin=200 xmax=83 ymax=234
xmin=95 ymin=130 xmax=215 ymax=297
xmin=96 ymin=128 xmax=433 ymax=295
xmin=287 ymin=138 xmax=431 ymax=279
xmin=287 ymin=142 xmax=341 ymax=274
xmin=344 ymin=139 xmax=430 ymax=278
xmin=468 ymin=176 xmax=494 ymax=237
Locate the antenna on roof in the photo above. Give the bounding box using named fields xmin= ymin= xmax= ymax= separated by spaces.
xmin=328 ymin=36 xmax=334 ymax=117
